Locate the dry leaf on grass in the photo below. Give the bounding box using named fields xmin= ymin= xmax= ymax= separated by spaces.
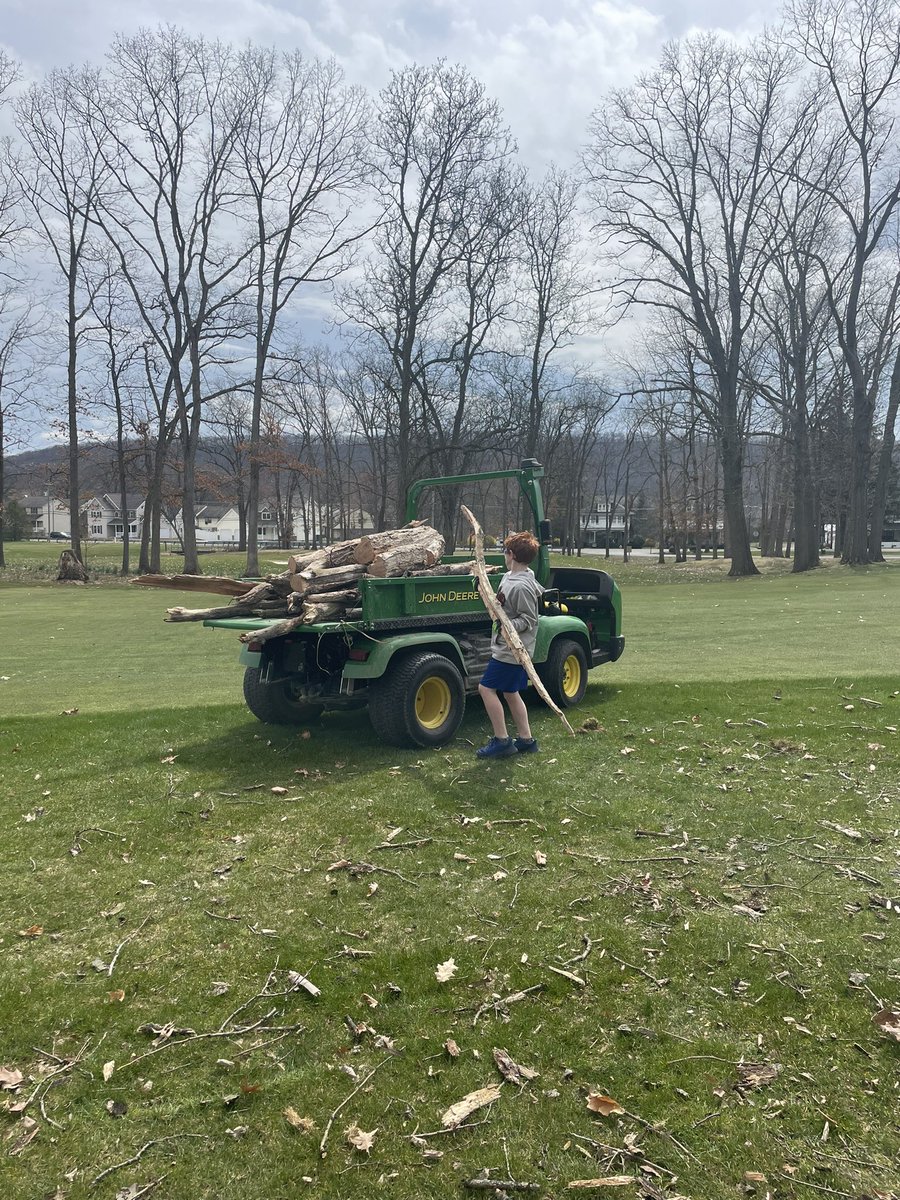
xmin=0 ymin=1067 xmax=24 ymax=1090
xmin=586 ymin=1093 xmax=624 ymax=1116
xmin=345 ymin=1124 xmax=377 ymax=1153
xmin=283 ymin=1107 xmax=315 ymax=1132
xmin=567 ymin=1178 xmax=635 ymax=1189
xmin=5 ymin=1115 xmax=39 ymax=1155
xmin=102 ymin=1061 xmax=115 ymax=1082
xmin=18 ymin=925 xmax=43 ymax=938
xmin=493 ymin=1047 xmax=538 ymax=1086
xmin=736 ymin=1062 xmax=781 ymax=1091
xmin=441 ymin=1083 xmax=502 ymax=1128
xmin=444 ymin=1038 xmax=460 ymax=1058
xmin=534 ymin=850 xmax=547 ymax=867
xmin=873 ymin=1008 xmax=900 ymax=1042
xmin=435 ymin=957 xmax=457 ymax=983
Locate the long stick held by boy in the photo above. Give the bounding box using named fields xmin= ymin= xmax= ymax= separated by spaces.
xmin=460 ymin=505 xmax=575 ymax=757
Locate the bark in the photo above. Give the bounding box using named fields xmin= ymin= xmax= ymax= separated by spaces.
xmin=461 ymin=503 xmax=574 ymax=737
xmin=351 ymin=522 xmax=431 ymax=564
xmin=133 ymin=574 xmax=256 ymax=597
xmin=792 ymin=399 xmax=820 ymax=572
xmin=367 ymin=530 xmax=445 ymax=577
xmin=405 ymin=560 xmax=498 ymax=577
xmin=720 ymin=428 xmax=759 ymax=576
xmin=57 ymin=550 xmax=89 ymax=583
xmin=289 ymin=563 xmax=366 ymax=595
xmin=867 ymin=345 xmax=900 ymax=563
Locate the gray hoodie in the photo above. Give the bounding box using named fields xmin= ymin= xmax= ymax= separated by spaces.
xmin=489 ymin=567 xmax=544 ymax=663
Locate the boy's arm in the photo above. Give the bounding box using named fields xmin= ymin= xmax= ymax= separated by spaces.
xmin=505 ymin=579 xmax=540 ymax=635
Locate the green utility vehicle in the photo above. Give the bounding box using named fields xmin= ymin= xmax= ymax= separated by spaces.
xmin=205 ymin=461 xmax=624 ymax=748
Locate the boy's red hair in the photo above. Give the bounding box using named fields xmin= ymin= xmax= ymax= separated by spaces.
xmin=504 ymin=531 xmax=539 ymax=564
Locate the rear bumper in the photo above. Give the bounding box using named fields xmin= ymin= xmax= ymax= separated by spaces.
xmin=591 ymin=636 xmax=625 ymax=667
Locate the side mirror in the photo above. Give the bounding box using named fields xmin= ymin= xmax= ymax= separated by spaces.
xmin=539 ymin=519 xmax=552 ymax=544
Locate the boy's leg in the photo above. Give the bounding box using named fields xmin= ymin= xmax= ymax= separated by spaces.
xmin=479 ymin=683 xmax=509 ymax=738
xmin=503 ymin=690 xmax=532 ymax=740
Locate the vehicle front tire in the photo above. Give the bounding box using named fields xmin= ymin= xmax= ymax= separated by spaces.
xmin=539 ymin=638 xmax=589 ymax=708
xmin=368 ymin=651 xmax=466 ymax=748
xmin=242 ymin=666 xmax=324 ymax=726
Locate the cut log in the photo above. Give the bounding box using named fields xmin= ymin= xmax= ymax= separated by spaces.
xmin=166 ymin=604 xmax=245 ymax=622
xmin=289 ymin=563 xmax=366 ymax=596
xmin=287 ymin=538 xmax=361 ymax=574
xmin=133 ymin=573 xmax=255 ymax=597
xmin=353 ymin=524 xmax=440 ymax=566
xmin=405 ymin=560 xmax=499 ymax=577
xmin=460 ymin=504 xmax=574 ymax=737
xmin=368 ymin=530 xmax=445 ymax=577
xmin=239 ymin=616 xmax=305 ymax=644
xmin=299 ymin=599 xmax=350 ymax=623
xmin=288 ymin=588 xmax=359 ymax=613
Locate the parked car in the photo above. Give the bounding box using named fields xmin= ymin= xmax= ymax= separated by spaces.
xmin=49 ymin=531 xmax=70 ymax=540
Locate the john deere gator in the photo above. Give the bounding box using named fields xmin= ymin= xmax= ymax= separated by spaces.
xmin=205 ymin=461 xmax=624 ymax=747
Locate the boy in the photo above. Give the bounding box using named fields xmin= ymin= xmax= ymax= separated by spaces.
xmin=476 ymin=531 xmax=543 ymax=758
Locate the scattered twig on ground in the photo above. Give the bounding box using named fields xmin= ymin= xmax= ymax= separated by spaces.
xmin=370 ymin=838 xmax=433 ymax=851
xmin=23 ymin=1037 xmax=92 ymax=1113
xmin=462 ymin=1179 xmax=540 ymax=1192
xmin=319 ymin=1057 xmax=394 ymax=1158
xmin=108 ymin=914 xmax=151 ymax=977
xmin=91 ymin=1136 xmax=207 ymax=1187
xmin=608 ymin=952 xmax=668 ymax=988
xmin=473 ymin=984 xmax=545 ymax=1026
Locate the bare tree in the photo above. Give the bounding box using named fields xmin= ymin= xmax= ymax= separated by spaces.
xmin=518 ymin=166 xmax=593 ymax=461
xmin=83 ymin=28 xmax=252 ymax=573
xmin=788 ymin=0 xmax=900 ymax=563
xmin=585 ymin=33 xmax=799 ymax=576
xmin=343 ymin=61 xmax=514 ymax=521
xmin=14 ymin=65 xmax=108 ymax=566
xmin=232 ymin=47 xmax=369 ymax=575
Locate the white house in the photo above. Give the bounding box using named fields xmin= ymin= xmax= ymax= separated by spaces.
xmin=82 ymin=494 xmax=178 ymax=542
xmin=579 ymin=498 xmax=628 ymax=548
xmin=19 ymin=494 xmax=71 ymax=538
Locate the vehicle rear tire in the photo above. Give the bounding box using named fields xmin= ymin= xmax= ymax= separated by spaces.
xmin=539 ymin=638 xmax=588 ymax=708
xmin=243 ymin=667 xmax=323 ymax=726
xmin=368 ymin=651 xmax=466 ymax=748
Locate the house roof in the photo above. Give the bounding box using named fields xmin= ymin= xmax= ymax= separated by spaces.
xmin=196 ymin=503 xmax=237 ymax=520
xmin=101 ymin=493 xmax=144 ymax=514
xmin=19 ymin=495 xmax=68 ymax=508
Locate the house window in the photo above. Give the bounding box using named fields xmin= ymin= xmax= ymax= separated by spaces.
xmin=260 ymin=511 xmax=272 ymax=521
xmin=129 ymin=524 xmax=137 ymax=534
xmin=91 ymin=524 xmax=103 ymax=535
xmin=90 ymin=509 xmax=102 ymax=519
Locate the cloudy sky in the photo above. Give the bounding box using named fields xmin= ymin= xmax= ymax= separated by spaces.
xmin=4 ymin=0 xmax=784 ymax=170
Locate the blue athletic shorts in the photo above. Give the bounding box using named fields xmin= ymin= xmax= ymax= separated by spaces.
xmin=481 ymin=658 xmax=529 ymax=693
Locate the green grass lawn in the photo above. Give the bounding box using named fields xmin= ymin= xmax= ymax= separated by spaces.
xmin=1 ymin=559 xmax=899 ymax=1199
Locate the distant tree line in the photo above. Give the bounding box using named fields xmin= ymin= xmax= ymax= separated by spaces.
xmin=1 ymin=0 xmax=899 ymax=576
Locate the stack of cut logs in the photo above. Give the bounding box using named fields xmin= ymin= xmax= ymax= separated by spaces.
xmin=136 ymin=522 xmax=493 ymax=636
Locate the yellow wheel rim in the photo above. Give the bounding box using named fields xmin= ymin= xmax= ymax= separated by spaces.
xmin=562 ymin=654 xmax=582 ymax=699
xmin=415 ymin=676 xmax=452 ymax=730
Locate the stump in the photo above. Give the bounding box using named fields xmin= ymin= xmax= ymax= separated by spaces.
xmin=57 ymin=550 xmax=89 ymax=584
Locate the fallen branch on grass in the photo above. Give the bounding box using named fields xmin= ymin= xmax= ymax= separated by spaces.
xmin=91 ymin=1136 xmax=207 ymax=1187
xmin=319 ymin=1057 xmax=394 ymax=1158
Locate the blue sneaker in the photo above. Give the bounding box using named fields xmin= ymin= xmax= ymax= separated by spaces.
xmin=514 ymin=737 xmax=539 ymax=754
xmin=476 ymin=736 xmax=516 ymax=759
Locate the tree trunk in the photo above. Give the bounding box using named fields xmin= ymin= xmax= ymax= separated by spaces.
xmin=720 ymin=428 xmax=759 ymax=577
xmin=842 ymin=372 xmax=875 ymax=564
xmin=867 ymin=345 xmax=900 ymax=563
xmin=792 ymin=399 xmax=820 ymax=573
